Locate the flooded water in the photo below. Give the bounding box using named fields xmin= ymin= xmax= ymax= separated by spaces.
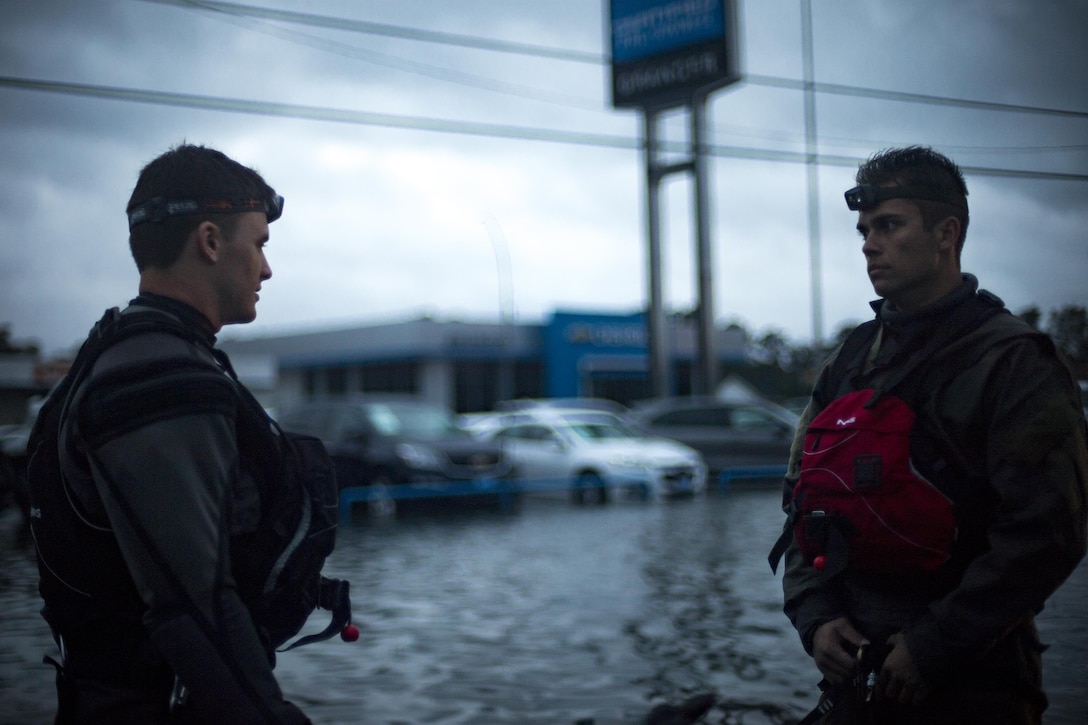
xmin=2 ymin=488 xmax=1086 ymax=724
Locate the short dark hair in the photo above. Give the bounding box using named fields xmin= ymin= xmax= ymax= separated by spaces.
xmin=127 ymin=144 xmax=276 ymax=271
xmin=856 ymin=146 xmax=970 ymax=254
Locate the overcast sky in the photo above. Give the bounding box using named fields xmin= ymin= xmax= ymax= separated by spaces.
xmin=2 ymin=0 xmax=1086 ymax=356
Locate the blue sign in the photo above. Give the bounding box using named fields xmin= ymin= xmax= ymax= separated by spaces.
xmin=611 ymin=0 xmax=725 ymax=63
xmin=609 ymin=0 xmax=739 ymax=109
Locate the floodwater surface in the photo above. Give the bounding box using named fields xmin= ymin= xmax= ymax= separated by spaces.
xmin=1 ymin=488 xmax=1085 ymax=724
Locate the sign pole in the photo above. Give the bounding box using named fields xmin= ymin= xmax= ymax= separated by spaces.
xmin=643 ymin=109 xmax=669 ymax=399
xmin=609 ymin=0 xmax=739 ymax=399
xmin=692 ymin=91 xmax=717 ymax=395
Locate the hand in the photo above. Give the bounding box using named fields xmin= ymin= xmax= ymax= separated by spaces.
xmin=878 ymin=633 xmax=930 ymax=705
xmin=811 ymin=617 xmax=868 ymax=685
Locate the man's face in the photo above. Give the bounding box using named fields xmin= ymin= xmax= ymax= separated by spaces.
xmin=216 ymin=211 xmax=272 ymax=325
xmin=855 ymin=198 xmax=947 ymax=312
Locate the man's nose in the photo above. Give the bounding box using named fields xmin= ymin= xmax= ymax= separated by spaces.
xmin=861 ymin=234 xmax=879 ymax=257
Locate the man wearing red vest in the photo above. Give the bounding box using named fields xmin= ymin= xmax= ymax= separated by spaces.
xmin=774 ymin=146 xmax=1088 ymax=724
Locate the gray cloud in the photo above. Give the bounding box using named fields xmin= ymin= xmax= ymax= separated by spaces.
xmin=1 ymin=0 xmax=1085 ymax=355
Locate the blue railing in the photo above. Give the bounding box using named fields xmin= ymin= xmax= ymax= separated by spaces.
xmin=717 ymin=464 xmax=787 ymax=492
xmin=338 ymin=479 xmax=520 ymax=522
xmin=338 ymin=467 xmax=787 ymax=521
xmin=338 ymin=477 xmax=628 ymax=522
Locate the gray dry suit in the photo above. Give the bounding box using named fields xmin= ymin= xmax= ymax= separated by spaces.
xmin=30 ymin=294 xmax=309 ymax=724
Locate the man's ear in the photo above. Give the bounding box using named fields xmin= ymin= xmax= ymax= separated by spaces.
xmin=193 ymin=221 xmax=222 ymax=263
xmin=935 ymin=215 xmax=961 ymax=253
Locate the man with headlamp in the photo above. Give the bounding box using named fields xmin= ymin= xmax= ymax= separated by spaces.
xmin=772 ymin=146 xmax=1087 ymax=724
xmin=28 ymin=144 xmax=315 ymax=723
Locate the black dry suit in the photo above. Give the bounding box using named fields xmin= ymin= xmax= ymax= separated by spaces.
xmin=775 ymin=277 xmax=1088 ymax=722
xmin=28 ymin=294 xmax=342 ymax=724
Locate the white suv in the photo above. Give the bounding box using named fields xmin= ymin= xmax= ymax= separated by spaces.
xmin=484 ymin=408 xmax=706 ymax=503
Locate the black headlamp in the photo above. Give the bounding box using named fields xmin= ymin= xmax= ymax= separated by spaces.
xmin=844 ymin=184 xmax=965 ymax=212
xmin=127 ymin=193 xmax=284 ymax=231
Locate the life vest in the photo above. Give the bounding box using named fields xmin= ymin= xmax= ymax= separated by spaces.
xmin=27 ymin=307 xmax=351 ymax=662
xmin=769 ymin=290 xmax=1041 ymax=579
xmin=789 ymin=388 xmax=957 ymax=577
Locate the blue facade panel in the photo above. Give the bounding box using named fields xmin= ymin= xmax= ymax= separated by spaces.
xmin=543 ymin=311 xmax=648 ymax=398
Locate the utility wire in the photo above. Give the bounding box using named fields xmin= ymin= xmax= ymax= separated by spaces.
xmin=153 ymin=0 xmax=604 ymax=111
xmin=143 ymin=0 xmax=1088 ymax=122
xmin=139 ymin=0 xmax=603 ymax=64
xmin=3 ymin=75 xmax=1086 ymax=184
xmin=139 ymin=0 xmax=1088 ymax=161
xmin=745 ymin=74 xmax=1088 ymax=122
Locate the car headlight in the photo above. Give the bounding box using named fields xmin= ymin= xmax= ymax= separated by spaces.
xmin=395 ymin=443 xmax=442 ymax=470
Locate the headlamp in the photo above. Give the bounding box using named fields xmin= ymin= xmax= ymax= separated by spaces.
xmin=127 ymin=193 xmax=284 ymax=230
xmin=844 ymin=184 xmax=965 ymax=212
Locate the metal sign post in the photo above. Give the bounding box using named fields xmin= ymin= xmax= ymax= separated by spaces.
xmin=609 ymin=0 xmax=741 ymax=398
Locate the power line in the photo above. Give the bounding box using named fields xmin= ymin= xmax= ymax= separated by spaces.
xmin=140 ymin=0 xmax=603 ymax=64
xmin=143 ymin=0 xmax=1088 ymax=163
xmin=146 ymin=0 xmax=1088 ymax=122
xmin=3 ymin=74 xmax=1086 ymax=184
xmin=157 ymin=0 xmax=604 ymax=111
xmin=745 ymin=74 xmax=1088 ymax=122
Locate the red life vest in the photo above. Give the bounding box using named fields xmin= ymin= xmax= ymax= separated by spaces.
xmin=768 ymin=288 xmax=1042 ymax=579
xmin=792 ymin=389 xmax=956 ymax=576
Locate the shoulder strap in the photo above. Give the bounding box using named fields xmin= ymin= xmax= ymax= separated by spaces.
xmin=822 ymin=319 xmax=880 ymax=404
xmin=875 ymin=291 xmax=1008 ymax=403
xmin=30 ymin=307 xmax=209 ymax=446
xmin=823 ymin=291 xmax=1010 ymax=410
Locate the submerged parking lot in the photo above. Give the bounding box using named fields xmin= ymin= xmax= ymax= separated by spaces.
xmin=2 ymin=488 xmax=1087 ymax=724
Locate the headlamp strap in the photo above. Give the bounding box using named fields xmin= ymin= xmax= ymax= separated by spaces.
xmin=128 ymin=194 xmax=284 ymax=230
xmin=844 ymin=184 xmax=965 ymax=212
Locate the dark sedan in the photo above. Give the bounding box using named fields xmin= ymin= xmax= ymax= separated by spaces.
xmin=626 ymin=396 xmax=798 ymax=477
xmin=277 ymin=396 xmax=516 ymax=517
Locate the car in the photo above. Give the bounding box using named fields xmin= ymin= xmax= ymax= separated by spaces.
xmin=456 ymin=411 xmax=509 ymax=439
xmin=0 ymin=423 xmax=30 ymax=517
xmin=276 ymin=396 xmax=517 ymax=517
xmin=626 ymin=396 xmax=799 ymax=477
xmin=481 ymin=408 xmax=706 ymax=503
xmin=0 ymin=397 xmax=44 ymax=528
xmin=493 ymin=397 xmax=630 ymax=415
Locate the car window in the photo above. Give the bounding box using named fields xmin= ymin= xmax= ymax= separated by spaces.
xmin=731 ymin=407 xmax=784 ymax=431
xmin=560 ymin=412 xmax=638 ymax=439
xmin=504 ymin=424 xmax=556 ymax=443
xmin=365 ymin=402 xmax=463 ymax=440
xmin=499 ymin=425 xmax=529 ymax=441
xmin=337 ymin=407 xmax=371 ymax=441
xmin=365 ymin=404 xmax=403 ymax=436
xmin=279 ymin=404 xmax=329 ymax=438
xmin=651 ymin=406 xmax=729 ymax=427
xmin=567 ymin=420 xmax=629 ymax=440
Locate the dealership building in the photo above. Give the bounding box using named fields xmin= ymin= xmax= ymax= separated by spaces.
xmin=218 ymin=309 xmax=748 ymax=414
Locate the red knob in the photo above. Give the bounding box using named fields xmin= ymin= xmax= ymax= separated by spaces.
xmin=813 ymin=555 xmax=827 ymax=572
xmin=341 ymin=624 xmax=360 ymax=642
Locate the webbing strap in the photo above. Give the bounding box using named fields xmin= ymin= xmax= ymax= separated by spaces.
xmin=278 ymin=578 xmax=353 ymax=651
xmin=826 ymin=291 xmax=1009 ymax=408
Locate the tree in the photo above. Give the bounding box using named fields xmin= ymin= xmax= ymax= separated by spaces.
xmin=752 ymin=330 xmax=791 ymax=368
xmin=0 ymin=325 xmax=40 ymax=355
xmin=1045 ymin=305 xmax=1088 ymax=378
xmin=1017 ymin=305 xmax=1042 ymax=329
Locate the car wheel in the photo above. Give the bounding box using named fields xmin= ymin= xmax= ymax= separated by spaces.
xmin=572 ymin=471 xmax=608 ymax=505
xmin=367 ymin=475 xmax=397 ymax=518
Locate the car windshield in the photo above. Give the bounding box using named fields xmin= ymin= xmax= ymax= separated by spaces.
xmin=365 ymin=402 xmax=464 ymax=440
xmin=559 ymin=413 xmax=638 ymax=441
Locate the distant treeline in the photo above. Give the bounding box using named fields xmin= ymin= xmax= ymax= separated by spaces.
xmin=731 ymin=304 xmax=1088 ymax=402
